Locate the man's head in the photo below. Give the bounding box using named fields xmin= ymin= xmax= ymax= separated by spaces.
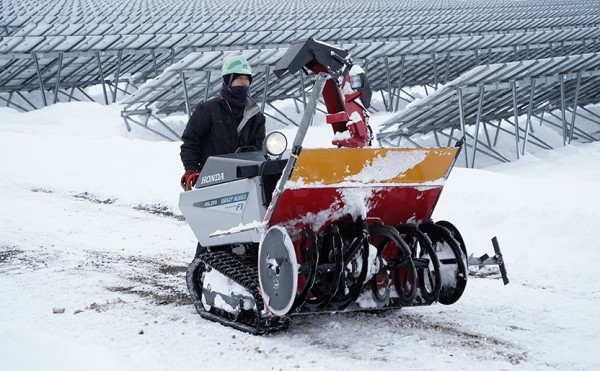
xmin=221 ymin=55 xmax=253 ymax=87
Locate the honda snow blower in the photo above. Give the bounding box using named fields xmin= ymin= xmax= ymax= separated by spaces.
xmin=180 ymin=38 xmax=508 ymax=334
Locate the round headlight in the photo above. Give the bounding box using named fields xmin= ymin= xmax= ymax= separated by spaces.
xmin=264 ymin=131 xmax=288 ymax=156
xmin=350 ymin=74 xmax=363 ymax=90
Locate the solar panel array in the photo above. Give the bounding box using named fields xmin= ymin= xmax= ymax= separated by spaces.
xmin=377 ymin=53 xmax=600 ymax=166
xmin=3 ymin=0 xmax=600 ymax=104
xmin=2 ymin=0 xmax=600 ymax=164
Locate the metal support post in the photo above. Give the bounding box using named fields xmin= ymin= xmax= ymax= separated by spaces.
xmin=53 ymin=53 xmax=64 ymax=104
xmin=204 ymin=70 xmax=212 ymax=102
xmin=180 ymin=71 xmax=191 ymax=119
xmin=32 ymin=52 xmax=48 ymax=107
xmin=559 ymin=74 xmax=567 ymax=145
xmin=0 ymin=93 xmax=27 ymax=111
xmin=482 ymin=121 xmax=492 ymax=148
xmin=522 ymin=80 xmax=536 ymax=156
xmin=457 ymin=88 xmax=469 ymax=167
xmin=384 ymin=56 xmax=392 ymax=112
xmin=568 ymin=72 xmax=582 ymax=144
xmin=540 ymin=112 xmax=596 ymax=142
xmin=431 ymin=53 xmax=439 ymax=89
xmin=471 ymin=86 xmax=485 ymax=168
xmin=394 ymin=56 xmax=405 ymax=111
xmin=112 ymin=50 xmax=123 ymax=103
xmin=493 ymin=120 xmax=502 ymax=147
xmin=448 ymin=127 xmax=455 ymax=147
xmin=95 ymin=52 xmax=109 ymax=105
xmin=511 ymin=81 xmax=520 ymax=159
xmin=261 ymin=65 xmax=270 ymax=112
xmin=444 ymin=52 xmax=450 ymax=84
xmin=150 ymin=49 xmax=159 ymax=77
xmin=433 ymin=130 xmax=441 ymax=147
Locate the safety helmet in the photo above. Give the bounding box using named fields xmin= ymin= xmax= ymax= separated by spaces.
xmin=221 ymin=55 xmax=253 ymax=77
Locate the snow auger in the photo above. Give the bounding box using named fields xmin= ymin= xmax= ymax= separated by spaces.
xmin=180 ymin=38 xmax=508 ymax=335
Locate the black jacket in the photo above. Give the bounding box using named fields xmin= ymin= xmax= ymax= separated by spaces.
xmin=180 ymin=96 xmax=266 ymax=171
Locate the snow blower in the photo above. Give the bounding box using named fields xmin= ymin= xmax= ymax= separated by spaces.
xmin=180 ymin=37 xmax=509 ymax=334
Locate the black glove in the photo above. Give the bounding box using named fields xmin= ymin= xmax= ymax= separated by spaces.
xmin=180 ymin=170 xmax=200 ymax=191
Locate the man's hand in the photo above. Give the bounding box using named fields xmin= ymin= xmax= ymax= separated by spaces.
xmin=180 ymin=170 xmax=200 ymax=191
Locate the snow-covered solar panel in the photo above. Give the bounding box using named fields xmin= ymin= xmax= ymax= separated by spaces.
xmin=3 ymin=0 xmax=600 ymax=123
xmin=116 ymin=27 xmax=600 ymax=134
xmin=377 ymin=53 xmax=600 ymax=166
xmin=6 ymin=37 xmax=46 ymax=53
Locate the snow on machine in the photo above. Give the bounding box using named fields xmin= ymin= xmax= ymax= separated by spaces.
xmin=180 ymin=38 xmax=508 ymax=334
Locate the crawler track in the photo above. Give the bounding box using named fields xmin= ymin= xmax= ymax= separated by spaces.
xmin=186 ymin=250 xmax=290 ymax=335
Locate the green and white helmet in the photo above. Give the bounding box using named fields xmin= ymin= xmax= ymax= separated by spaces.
xmin=221 ymin=55 xmax=253 ymax=77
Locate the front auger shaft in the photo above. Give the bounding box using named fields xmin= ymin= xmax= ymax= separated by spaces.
xmin=260 ymin=217 xmax=471 ymax=316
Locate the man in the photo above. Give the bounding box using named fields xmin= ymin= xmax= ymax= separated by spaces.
xmin=180 ymin=55 xmax=266 ymax=190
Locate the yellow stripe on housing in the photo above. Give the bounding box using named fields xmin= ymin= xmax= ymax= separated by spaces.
xmin=289 ymin=147 xmax=459 ymax=186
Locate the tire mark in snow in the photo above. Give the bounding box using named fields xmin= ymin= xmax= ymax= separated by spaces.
xmin=385 ymin=312 xmax=528 ymax=364
xmin=30 ymin=188 xmax=186 ymax=221
xmin=290 ymin=311 xmax=528 ymax=365
xmin=1 ymin=244 xmax=191 ymax=308
xmin=0 ymin=245 xmax=50 ymax=273
xmin=0 ymin=246 xmax=22 ymax=264
xmin=73 ymin=191 xmax=117 ymax=204
xmin=20 ymin=189 xmax=191 ymax=308
xmin=86 ymin=250 xmax=191 ymax=307
xmin=132 ymin=203 xmax=186 ymax=221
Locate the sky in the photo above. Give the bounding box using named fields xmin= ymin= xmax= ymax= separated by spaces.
xmin=1 ymin=97 xmax=600 ymax=370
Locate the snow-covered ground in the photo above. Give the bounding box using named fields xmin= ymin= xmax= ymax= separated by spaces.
xmin=1 ymin=100 xmax=600 ymax=370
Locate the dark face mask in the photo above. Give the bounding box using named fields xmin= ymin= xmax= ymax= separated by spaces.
xmin=220 ymin=84 xmax=249 ymax=108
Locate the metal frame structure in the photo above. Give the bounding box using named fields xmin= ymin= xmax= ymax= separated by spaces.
xmin=120 ymin=27 xmax=600 ymax=139
xmin=3 ymin=0 xmax=600 ymax=110
xmin=2 ymin=0 xmax=600 ymax=166
xmin=3 ymin=0 xmax=600 ymax=31
xmin=120 ymin=48 xmax=299 ymax=140
xmin=377 ymin=53 xmax=600 ymax=167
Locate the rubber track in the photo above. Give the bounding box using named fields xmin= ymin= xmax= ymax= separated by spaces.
xmin=199 ymin=250 xmax=291 ymax=335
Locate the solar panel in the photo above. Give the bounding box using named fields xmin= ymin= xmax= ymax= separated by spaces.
xmin=377 ymin=53 xmax=600 ymax=166
xmin=2 ymin=0 xmax=600 ymax=160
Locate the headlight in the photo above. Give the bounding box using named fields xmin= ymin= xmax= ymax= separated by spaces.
xmin=264 ymin=131 xmax=288 ymax=156
xmin=350 ymin=74 xmax=363 ymax=90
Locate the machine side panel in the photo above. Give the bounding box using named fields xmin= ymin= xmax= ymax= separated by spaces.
xmin=179 ymin=178 xmax=265 ymax=246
